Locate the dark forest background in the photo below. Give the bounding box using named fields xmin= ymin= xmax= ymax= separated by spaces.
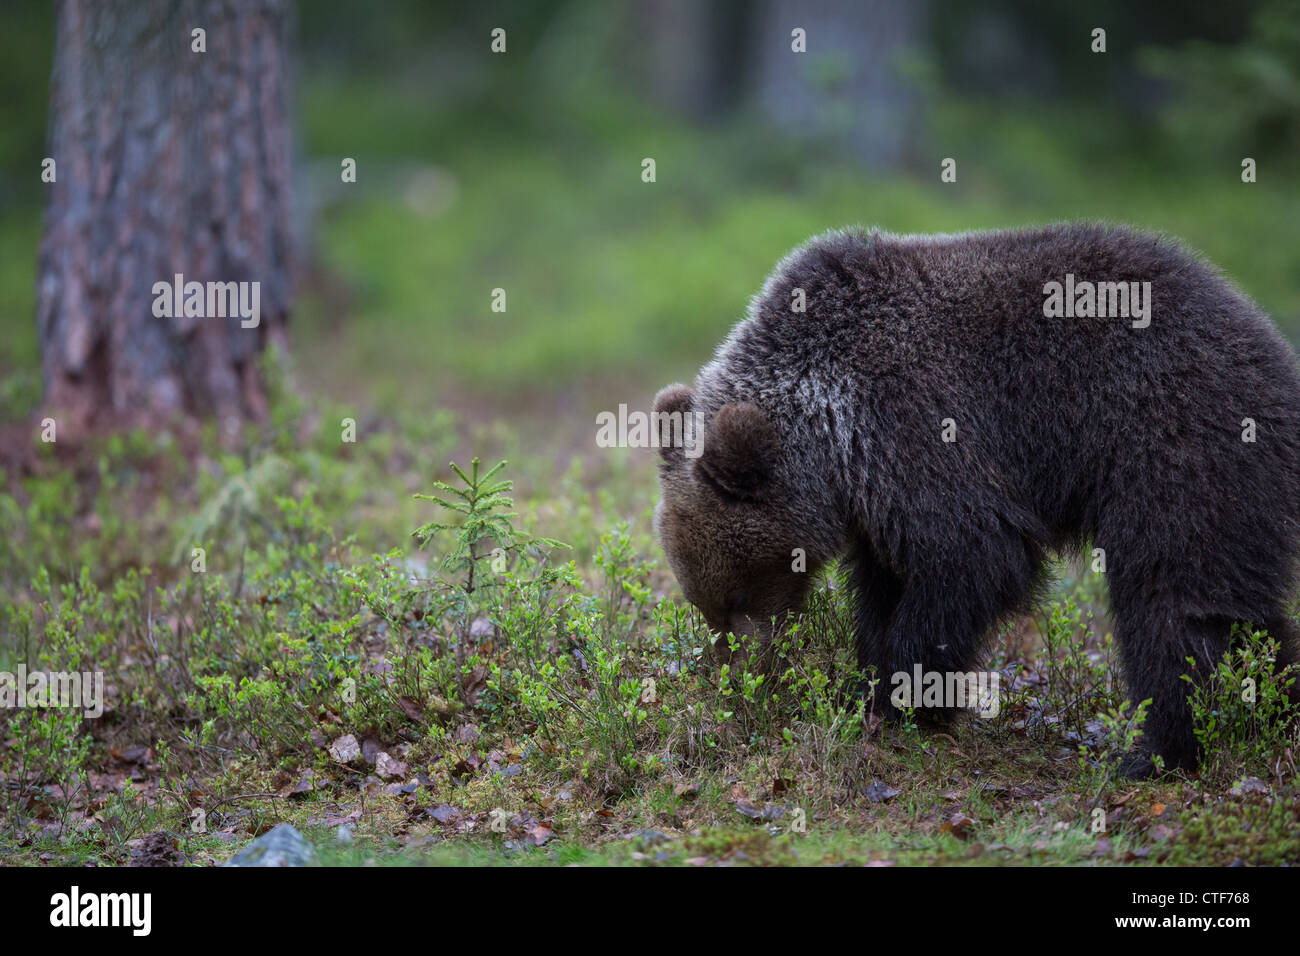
xmin=1 ymin=0 xmax=1297 ymax=426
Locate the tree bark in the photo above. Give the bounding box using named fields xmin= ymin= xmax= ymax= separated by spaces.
xmin=37 ymin=0 xmax=293 ymax=436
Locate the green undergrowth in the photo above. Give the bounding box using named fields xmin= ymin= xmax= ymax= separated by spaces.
xmin=2 ymin=381 xmax=1297 ymax=867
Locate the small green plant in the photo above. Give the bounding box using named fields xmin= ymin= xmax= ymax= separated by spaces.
xmin=0 ymin=573 xmax=104 ymax=839
xmin=1077 ymin=697 xmax=1154 ymax=798
xmin=97 ymin=780 xmax=152 ymax=857
xmin=1185 ymin=623 xmax=1297 ymax=784
xmin=486 ymin=559 xmax=581 ymax=742
xmin=413 ymin=459 xmax=518 ymax=598
xmin=1039 ymin=595 xmax=1121 ymax=741
xmin=412 ymin=458 xmax=565 ymax=702
xmin=1 ymin=706 xmax=92 ymax=841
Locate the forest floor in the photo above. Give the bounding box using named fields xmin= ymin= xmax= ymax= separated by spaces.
xmin=2 ymin=376 xmax=1298 ymax=868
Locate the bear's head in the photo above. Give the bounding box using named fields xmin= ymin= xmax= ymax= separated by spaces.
xmin=652 ymin=383 xmax=822 ymax=653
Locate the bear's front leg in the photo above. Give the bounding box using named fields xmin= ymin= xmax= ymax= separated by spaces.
xmin=853 ymin=533 xmax=1037 ymax=725
xmin=869 ymin=586 xmax=998 ymax=726
xmin=844 ymin=538 xmax=903 ymax=701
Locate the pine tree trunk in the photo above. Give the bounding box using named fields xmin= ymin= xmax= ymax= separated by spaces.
xmin=37 ymin=0 xmax=293 ymax=436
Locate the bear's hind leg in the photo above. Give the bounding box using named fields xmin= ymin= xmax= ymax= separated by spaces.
xmin=1264 ymin=612 xmax=1300 ymax=709
xmin=1110 ymin=603 xmax=1232 ymax=774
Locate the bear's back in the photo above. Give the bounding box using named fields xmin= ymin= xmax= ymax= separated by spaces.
xmin=698 ymin=222 xmax=1300 ymax=548
xmin=724 ymin=222 xmax=1298 ymax=422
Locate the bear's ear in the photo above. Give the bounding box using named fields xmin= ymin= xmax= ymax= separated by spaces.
xmin=653 ymin=384 xmax=695 ymax=464
xmin=696 ymin=402 xmax=778 ymax=501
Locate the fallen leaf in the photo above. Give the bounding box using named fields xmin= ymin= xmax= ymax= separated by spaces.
xmin=942 ymin=813 xmax=976 ymax=840
xmin=397 ymin=696 xmax=425 ymax=722
xmin=1230 ymin=776 xmax=1268 ymax=798
xmin=456 ymin=724 xmax=481 ymax=744
xmin=284 ymin=770 xmax=315 ymax=797
xmin=451 ymin=754 xmax=482 ymax=779
xmin=109 ymin=745 xmax=152 ymax=765
xmin=329 ymin=734 xmax=361 ymax=764
xmin=462 ymin=666 xmax=490 ymax=705
xmin=375 ymin=752 xmax=408 ymax=780
xmin=524 ymin=824 xmax=555 ymax=846
xmin=863 ymin=780 xmax=900 ymax=803
xmin=426 ymin=805 xmax=461 ymax=824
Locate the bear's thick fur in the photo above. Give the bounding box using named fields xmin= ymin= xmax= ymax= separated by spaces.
xmin=653 ymin=222 xmax=1300 ymax=773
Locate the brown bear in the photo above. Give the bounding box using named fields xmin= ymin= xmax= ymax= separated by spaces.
xmin=653 ymin=222 xmax=1300 ymax=775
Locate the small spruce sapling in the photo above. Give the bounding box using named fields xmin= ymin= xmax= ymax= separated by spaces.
xmin=411 ymin=458 xmax=564 ymax=701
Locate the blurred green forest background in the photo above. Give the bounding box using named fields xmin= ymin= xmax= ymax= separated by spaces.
xmin=2 ymin=0 xmax=1298 ymax=426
